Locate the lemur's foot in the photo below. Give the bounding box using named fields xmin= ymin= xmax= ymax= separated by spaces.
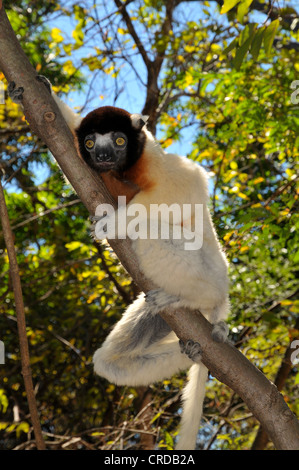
xmin=8 ymin=76 xmax=52 ymax=104
xmin=36 ymin=75 xmax=52 ymax=94
xmin=89 ymin=215 xmax=105 ymax=222
xmin=145 ymin=289 xmax=180 ymax=311
xmin=8 ymin=82 xmax=24 ymax=103
xmin=211 ymin=321 xmax=229 ymax=343
xmin=89 ymin=225 xmax=96 ymax=239
xmin=89 ymin=214 xmax=108 ymax=240
xmin=179 ymin=339 xmax=202 ymax=363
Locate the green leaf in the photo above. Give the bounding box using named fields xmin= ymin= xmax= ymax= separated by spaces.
xmin=263 ymin=19 xmax=279 ymax=56
xmin=223 ymin=37 xmax=238 ymax=55
xmin=293 ymin=250 xmax=299 ymax=264
xmin=237 ymin=0 xmax=254 ymax=22
xmin=239 ymin=23 xmax=255 ymax=46
xmin=220 ymin=0 xmax=241 ymax=14
xmin=233 ymin=36 xmax=252 ymax=70
xmin=250 ymin=26 xmax=265 ymax=60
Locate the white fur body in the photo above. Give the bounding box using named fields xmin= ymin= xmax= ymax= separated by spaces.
xmin=129 ymin=131 xmax=229 ymax=320
xmin=51 ymin=94 xmax=229 ymax=450
xmin=52 ymin=93 xmax=83 ymax=130
xmin=93 ymin=131 xmax=229 ymax=449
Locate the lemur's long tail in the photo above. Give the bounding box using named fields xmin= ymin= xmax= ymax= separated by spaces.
xmin=175 ymin=362 xmax=208 ymax=450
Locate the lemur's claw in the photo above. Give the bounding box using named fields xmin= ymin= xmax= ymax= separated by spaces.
xmin=89 ymin=215 xmax=105 ymax=222
xmin=8 ymin=82 xmax=24 ymax=103
xmin=179 ymin=339 xmax=202 ymax=363
xmin=36 ymin=75 xmax=52 ymax=94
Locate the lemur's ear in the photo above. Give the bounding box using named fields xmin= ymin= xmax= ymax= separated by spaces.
xmin=130 ymin=113 xmax=149 ymax=131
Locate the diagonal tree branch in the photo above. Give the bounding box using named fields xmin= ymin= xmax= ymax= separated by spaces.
xmin=0 ymin=4 xmax=299 ymax=450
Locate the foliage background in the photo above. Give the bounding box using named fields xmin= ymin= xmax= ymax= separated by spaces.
xmin=0 ymin=0 xmax=298 ymax=450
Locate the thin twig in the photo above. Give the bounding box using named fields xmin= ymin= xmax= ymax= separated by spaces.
xmin=9 ymin=198 xmax=80 ymax=231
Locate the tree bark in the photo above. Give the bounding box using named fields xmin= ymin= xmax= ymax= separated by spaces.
xmin=0 ymin=4 xmax=299 ymax=450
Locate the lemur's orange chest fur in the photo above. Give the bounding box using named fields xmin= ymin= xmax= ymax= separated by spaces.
xmin=101 ymin=151 xmax=155 ymax=203
xmin=100 ymin=171 xmax=139 ymax=203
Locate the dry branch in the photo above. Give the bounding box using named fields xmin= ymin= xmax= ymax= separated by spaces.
xmin=0 ymin=4 xmax=299 ymax=450
xmin=0 ymin=180 xmax=46 ymax=450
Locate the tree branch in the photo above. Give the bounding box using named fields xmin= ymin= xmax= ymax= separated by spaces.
xmin=0 ymin=4 xmax=299 ymax=450
xmin=0 ymin=179 xmax=46 ymax=450
xmin=113 ymin=0 xmax=151 ymax=68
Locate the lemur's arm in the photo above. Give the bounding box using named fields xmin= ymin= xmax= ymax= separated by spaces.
xmin=33 ymin=76 xmax=83 ymax=130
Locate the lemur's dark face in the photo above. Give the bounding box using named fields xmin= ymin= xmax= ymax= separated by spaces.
xmin=76 ymin=106 xmax=147 ymax=173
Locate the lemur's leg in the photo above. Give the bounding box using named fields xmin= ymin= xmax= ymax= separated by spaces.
xmin=133 ymin=234 xmax=230 ymax=344
xmin=211 ymin=320 xmax=229 ymax=343
xmin=93 ymin=293 xmax=198 ymax=386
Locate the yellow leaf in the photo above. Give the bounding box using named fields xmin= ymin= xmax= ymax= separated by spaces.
xmin=163 ymin=138 xmax=173 ymax=148
xmin=239 ymin=173 xmax=248 ymax=183
xmin=184 ymin=72 xmax=194 ymax=86
xmin=185 ymin=45 xmax=195 ymax=53
xmin=230 ymin=161 xmax=238 ymax=170
xmin=224 ymin=170 xmax=237 ymax=183
xmin=237 ymin=192 xmax=249 ymax=200
xmin=97 ymin=272 xmax=105 ymax=281
xmin=63 ymin=60 xmax=77 ymax=75
xmin=199 ymin=149 xmax=211 ymax=158
xmin=253 ymin=177 xmax=264 ymax=184
xmin=240 ymin=246 xmax=249 ymax=253
xmin=221 ymin=0 xmax=241 ymax=14
xmin=65 ymin=241 xmax=82 ymax=251
xmin=106 ymin=384 xmax=115 ymax=393
xmin=87 ymin=292 xmax=99 ymax=304
xmin=224 ymin=231 xmax=234 ymax=241
xmin=51 ymin=27 xmax=64 ymax=43
xmin=81 ymin=271 xmax=92 ymax=278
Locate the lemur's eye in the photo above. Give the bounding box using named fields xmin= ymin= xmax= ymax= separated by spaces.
xmin=115 ymin=137 xmax=126 ymax=146
xmin=85 ymin=139 xmax=95 ymax=150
